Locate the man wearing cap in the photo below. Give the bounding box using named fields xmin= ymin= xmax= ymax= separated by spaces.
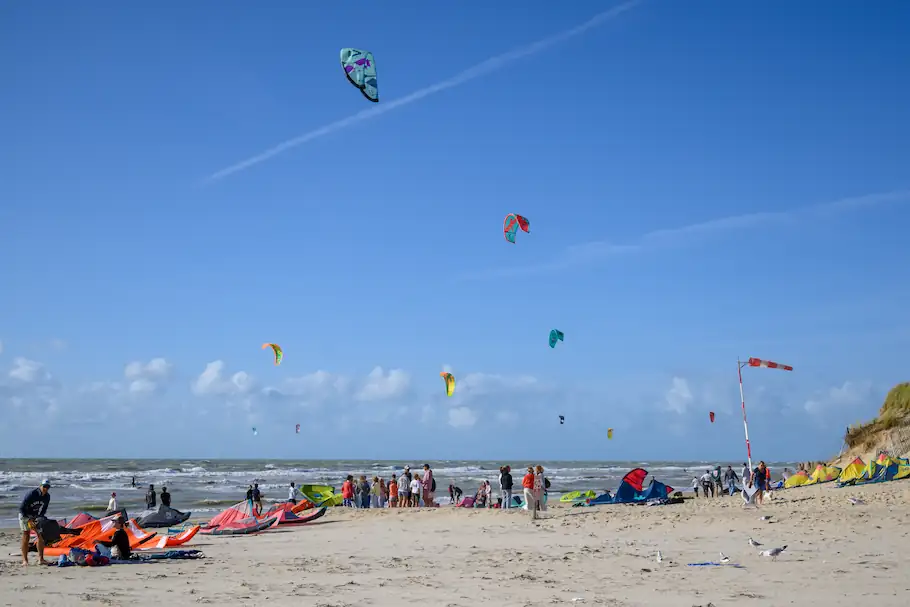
xmin=19 ymin=479 xmax=51 ymax=566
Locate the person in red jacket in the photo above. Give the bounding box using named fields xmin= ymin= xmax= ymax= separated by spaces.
xmin=522 ymin=467 xmax=537 ymax=520
xmin=341 ymin=475 xmax=355 ymax=508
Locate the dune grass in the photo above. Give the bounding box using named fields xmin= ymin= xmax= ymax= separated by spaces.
xmin=844 ymin=382 xmax=910 ymax=451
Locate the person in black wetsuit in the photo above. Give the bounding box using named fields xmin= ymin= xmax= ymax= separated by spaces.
xmin=110 ymin=517 xmax=131 ymax=560
xmin=252 ymin=483 xmax=262 ymax=515
xmin=19 ymin=480 xmax=51 ymax=566
xmin=160 ymin=487 xmax=171 ymax=508
xmin=146 ymin=484 xmax=157 ymax=509
xmin=245 ymin=485 xmax=254 ymax=501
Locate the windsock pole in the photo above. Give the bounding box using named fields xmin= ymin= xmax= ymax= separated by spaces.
xmin=738 ymin=357 xmax=794 ymax=473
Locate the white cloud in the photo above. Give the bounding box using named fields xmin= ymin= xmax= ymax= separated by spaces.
xmin=191 ymin=360 xmax=257 ymax=397
xmin=270 ymin=370 xmax=349 ymax=403
xmin=804 ymin=381 xmax=875 ymax=416
xmin=123 ymin=357 xmax=173 ymax=394
xmin=9 ymin=357 xmax=52 ymax=384
xmin=665 ymin=377 xmax=693 ymax=414
xmin=448 ymin=407 xmax=478 ymax=428
xmin=356 ymin=366 xmax=410 ymax=402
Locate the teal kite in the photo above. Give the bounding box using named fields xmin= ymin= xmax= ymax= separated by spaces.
xmin=549 ymin=329 xmax=564 ymax=348
xmin=503 ymin=213 xmax=530 ymax=244
xmin=340 ymin=48 xmax=378 ymax=103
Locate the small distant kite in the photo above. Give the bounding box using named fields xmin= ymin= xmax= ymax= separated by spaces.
xmin=607 ymin=428 xmax=614 ymax=440
xmin=295 ymin=424 xmax=301 ymax=434
xmin=503 ymin=213 xmax=530 ymax=244
xmin=548 ymin=329 xmax=564 ymax=349
xmin=340 ymin=48 xmax=378 ymax=102
xmin=440 ymin=372 xmax=455 ymax=397
xmin=262 ymin=343 xmax=283 ymax=365
xmin=709 ymin=411 xmax=715 ymax=423
xmin=558 ymin=415 xmax=565 ymax=425
xmin=252 ymin=427 xmax=258 ymax=436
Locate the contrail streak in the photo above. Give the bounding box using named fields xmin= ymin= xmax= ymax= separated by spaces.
xmin=204 ymin=0 xmax=642 ymax=183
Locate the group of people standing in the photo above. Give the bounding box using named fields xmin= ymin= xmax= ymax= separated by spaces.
xmin=341 ymin=464 xmax=436 ymax=508
xmin=692 ymin=461 xmax=774 ymax=506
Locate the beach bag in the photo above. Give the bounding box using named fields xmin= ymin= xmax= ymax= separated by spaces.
xmin=431 ymin=477 xmax=436 ymax=492
xmin=544 ymin=477 xmax=551 ymax=489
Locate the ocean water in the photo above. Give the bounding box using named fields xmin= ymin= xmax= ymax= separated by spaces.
xmin=0 ymin=458 xmax=797 ymax=526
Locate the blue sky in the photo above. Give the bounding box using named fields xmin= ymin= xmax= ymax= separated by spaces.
xmin=1 ymin=0 xmax=908 ymax=461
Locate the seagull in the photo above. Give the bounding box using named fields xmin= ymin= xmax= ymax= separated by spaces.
xmin=759 ymin=545 xmax=787 ymax=561
xmin=760 ymin=515 xmax=773 ymax=521
xmin=719 ymin=552 xmax=730 ymax=563
xmin=848 ymin=497 xmax=865 ymax=506
xmin=656 ymin=551 xmax=663 ymax=563
xmin=749 ymin=537 xmax=762 ymax=548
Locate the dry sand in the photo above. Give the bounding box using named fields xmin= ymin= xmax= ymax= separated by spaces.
xmin=2 ymin=482 xmax=909 ymax=607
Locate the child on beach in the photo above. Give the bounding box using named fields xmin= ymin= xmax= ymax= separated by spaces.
xmin=379 ymin=478 xmax=388 ymax=508
xmin=410 ymin=474 xmax=421 ymax=507
xmin=389 ymin=475 xmax=398 ymax=507
xmin=691 ymin=476 xmax=700 ymax=498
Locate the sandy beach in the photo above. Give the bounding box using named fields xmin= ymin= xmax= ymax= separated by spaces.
xmin=2 ymin=481 xmax=909 ymax=607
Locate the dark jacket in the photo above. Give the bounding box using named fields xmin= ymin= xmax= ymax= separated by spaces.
xmin=160 ymin=490 xmax=171 ymax=507
xmin=19 ymin=488 xmax=49 ymax=518
xmin=500 ymin=472 xmax=513 ymax=490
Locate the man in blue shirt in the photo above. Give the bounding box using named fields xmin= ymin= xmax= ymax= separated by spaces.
xmin=19 ymin=479 xmax=51 ymax=566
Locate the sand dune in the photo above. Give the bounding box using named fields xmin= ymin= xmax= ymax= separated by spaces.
xmin=3 ymin=482 xmax=910 ymax=606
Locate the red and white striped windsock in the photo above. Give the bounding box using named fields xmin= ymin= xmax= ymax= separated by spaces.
xmin=747 ymin=357 xmax=793 ymax=371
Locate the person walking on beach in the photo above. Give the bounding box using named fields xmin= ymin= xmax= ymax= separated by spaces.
xmin=161 ymin=486 xmax=171 ymax=507
xmin=751 ymin=461 xmax=768 ymax=506
xmin=691 ymin=476 xmax=700 ymax=498
xmin=522 ymin=467 xmax=537 ymax=520
xmin=499 ymin=466 xmax=513 ymax=509
xmin=410 ymin=474 xmax=421 ymax=507
xmin=389 ymin=475 xmax=399 ymax=508
xmin=288 ymin=482 xmax=298 ymax=505
xmin=422 ymin=464 xmax=435 ymax=507
xmin=145 ymin=484 xmax=157 ymax=509
xmin=700 ymin=470 xmax=714 ymax=498
xmin=342 ymin=475 xmax=355 ymax=508
xmin=19 ymin=479 xmax=51 ymax=566
xmin=723 ymin=466 xmax=739 ymax=496
xmin=712 ymin=466 xmax=723 ymax=498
